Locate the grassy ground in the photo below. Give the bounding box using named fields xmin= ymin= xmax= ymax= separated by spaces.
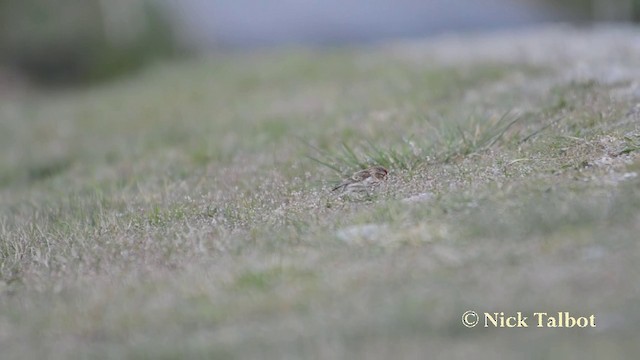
xmin=1 ymin=26 xmax=640 ymax=359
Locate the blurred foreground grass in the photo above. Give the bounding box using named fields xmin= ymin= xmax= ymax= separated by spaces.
xmin=1 ymin=26 xmax=640 ymax=359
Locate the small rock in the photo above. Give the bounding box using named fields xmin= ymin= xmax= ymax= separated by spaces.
xmin=401 ymin=192 xmax=434 ymax=203
xmin=581 ymin=245 xmax=607 ymax=261
xmin=335 ymin=223 xmax=389 ymax=245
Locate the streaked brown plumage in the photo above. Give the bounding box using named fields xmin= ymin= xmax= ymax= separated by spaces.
xmin=332 ymin=166 xmax=388 ymax=193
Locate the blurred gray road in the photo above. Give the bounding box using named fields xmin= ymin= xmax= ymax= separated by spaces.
xmin=168 ymin=0 xmax=572 ymax=47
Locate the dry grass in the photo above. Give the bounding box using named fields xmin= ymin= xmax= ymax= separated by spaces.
xmin=1 ymin=26 xmax=640 ymax=359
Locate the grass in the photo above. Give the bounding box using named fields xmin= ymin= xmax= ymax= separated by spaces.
xmin=306 ymin=109 xmax=526 ymax=179
xmin=2 ymin=28 xmax=640 ymax=359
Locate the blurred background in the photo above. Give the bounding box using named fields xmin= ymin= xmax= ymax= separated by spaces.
xmin=0 ymin=0 xmax=638 ymax=86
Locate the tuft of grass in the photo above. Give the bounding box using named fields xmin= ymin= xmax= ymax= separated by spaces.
xmin=305 ymin=139 xmax=419 ymax=176
xmin=423 ymin=111 xmax=524 ymax=162
xmin=305 ymin=110 xmax=524 ymax=176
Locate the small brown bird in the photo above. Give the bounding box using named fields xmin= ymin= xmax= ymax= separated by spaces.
xmin=332 ymin=166 xmax=388 ymax=194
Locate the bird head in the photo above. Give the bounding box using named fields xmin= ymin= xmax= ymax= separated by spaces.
xmin=372 ymin=166 xmax=388 ymax=180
